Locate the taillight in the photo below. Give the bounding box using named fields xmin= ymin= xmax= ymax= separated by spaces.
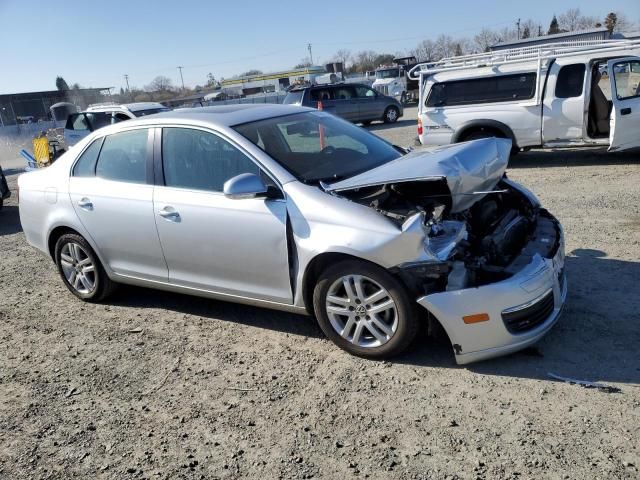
xmin=417 ymin=118 xmax=423 ymax=136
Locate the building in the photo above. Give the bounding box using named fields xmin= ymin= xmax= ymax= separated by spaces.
xmin=220 ymin=66 xmax=326 ymax=96
xmin=0 ymin=87 xmax=111 ymax=126
xmin=491 ymin=28 xmax=611 ymax=51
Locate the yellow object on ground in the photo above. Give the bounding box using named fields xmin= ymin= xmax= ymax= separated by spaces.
xmin=32 ymin=137 xmax=50 ymax=166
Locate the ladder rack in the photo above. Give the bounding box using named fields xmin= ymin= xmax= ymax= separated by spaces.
xmin=408 ymin=39 xmax=640 ymax=80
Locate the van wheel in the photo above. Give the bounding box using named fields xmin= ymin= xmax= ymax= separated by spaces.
xmin=383 ymin=106 xmax=400 ymax=124
xmin=313 ymin=260 xmax=419 ymax=359
xmin=54 ymin=233 xmax=116 ymax=302
xmin=361 ymin=120 xmax=372 ymax=126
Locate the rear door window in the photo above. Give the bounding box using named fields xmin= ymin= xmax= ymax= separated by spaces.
xmin=427 ymin=73 xmax=537 ymax=107
xmin=332 ymin=86 xmax=356 ymax=100
xmin=555 ymin=64 xmax=586 ymax=98
xmin=310 ymin=89 xmax=333 ymax=102
xmin=95 ymin=129 xmax=149 ymax=184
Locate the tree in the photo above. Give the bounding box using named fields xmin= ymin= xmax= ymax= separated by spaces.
xmin=558 ymin=8 xmax=599 ymax=31
xmin=294 ymin=58 xmax=312 ymax=68
xmin=522 ymin=26 xmax=531 ymax=39
xmin=56 ymin=76 xmax=69 ymax=91
xmin=454 ymin=43 xmax=463 ymax=56
xmin=145 ymin=75 xmax=173 ymax=92
xmin=474 ymin=28 xmax=500 ymax=53
xmin=433 ymin=34 xmax=457 ymax=60
xmin=373 ymin=53 xmax=395 ymax=67
xmin=206 ymin=73 xmax=217 ymax=88
xmin=604 ymin=12 xmax=617 ymax=34
xmin=239 ymin=69 xmax=263 ymax=77
xmin=353 ymin=50 xmax=378 ymax=72
xmin=411 ymin=39 xmax=437 ymax=61
xmin=548 ymin=15 xmax=560 ymax=35
xmin=333 ymin=49 xmax=352 ymax=68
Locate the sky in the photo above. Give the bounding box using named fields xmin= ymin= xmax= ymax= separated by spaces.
xmin=0 ymin=0 xmax=638 ymax=94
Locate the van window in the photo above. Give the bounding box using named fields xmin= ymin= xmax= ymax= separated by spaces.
xmin=426 ymin=73 xmax=537 ymax=107
xmin=612 ymin=60 xmax=640 ymax=100
xmin=555 ymin=64 xmax=586 ymax=98
xmin=310 ymin=89 xmax=333 ymax=102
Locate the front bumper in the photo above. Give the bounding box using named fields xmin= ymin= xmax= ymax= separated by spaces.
xmin=417 ymin=219 xmax=567 ymax=365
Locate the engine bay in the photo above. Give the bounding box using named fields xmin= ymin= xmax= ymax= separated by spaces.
xmin=338 ymin=177 xmax=560 ymax=295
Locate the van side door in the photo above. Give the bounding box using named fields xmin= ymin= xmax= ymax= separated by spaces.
xmin=607 ymin=57 xmax=640 ymax=151
xmin=542 ymin=61 xmax=587 ymax=145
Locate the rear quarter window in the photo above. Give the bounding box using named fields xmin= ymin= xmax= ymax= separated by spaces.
xmin=555 ymin=64 xmax=586 ymax=98
xmin=283 ymin=90 xmax=304 ymax=105
xmin=73 ymin=138 xmax=103 ymax=177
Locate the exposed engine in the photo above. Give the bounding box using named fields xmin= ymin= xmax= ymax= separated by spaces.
xmin=338 ymin=178 xmax=559 ymax=295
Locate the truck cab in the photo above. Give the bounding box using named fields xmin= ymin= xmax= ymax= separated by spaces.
xmin=412 ymin=41 xmax=640 ymax=152
xmin=372 ymin=57 xmax=419 ymax=104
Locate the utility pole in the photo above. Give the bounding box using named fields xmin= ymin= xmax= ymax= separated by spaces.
xmin=177 ymin=66 xmax=185 ymax=90
xmin=124 ymin=74 xmax=130 ymax=91
xmin=517 ymin=18 xmax=521 ymax=40
xmin=307 ymin=43 xmax=313 ymax=66
xmin=538 ymin=25 xmax=542 ymax=37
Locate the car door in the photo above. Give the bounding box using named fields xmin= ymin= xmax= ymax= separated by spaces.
xmin=354 ymin=85 xmax=380 ymax=121
xmin=68 ymin=128 xmax=168 ymax=282
xmin=607 ymin=57 xmax=640 ymax=151
xmin=331 ymin=85 xmax=359 ymax=121
xmin=542 ymin=61 xmax=587 ymax=144
xmin=152 ymin=127 xmax=292 ymax=303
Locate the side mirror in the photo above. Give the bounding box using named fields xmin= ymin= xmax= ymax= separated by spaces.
xmin=223 ymin=173 xmax=268 ymax=200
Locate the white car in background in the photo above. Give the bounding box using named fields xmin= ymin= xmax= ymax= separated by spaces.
xmin=64 ymin=102 xmax=170 ymax=148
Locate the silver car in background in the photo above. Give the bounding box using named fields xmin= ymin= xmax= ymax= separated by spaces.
xmin=18 ymin=105 xmax=566 ymax=364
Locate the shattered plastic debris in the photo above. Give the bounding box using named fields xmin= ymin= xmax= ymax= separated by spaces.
xmin=547 ymin=372 xmax=621 ymax=393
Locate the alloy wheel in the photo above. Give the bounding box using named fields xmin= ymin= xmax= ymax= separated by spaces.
xmin=325 ymin=274 xmax=398 ymax=348
xmin=60 ymin=242 xmax=96 ymax=294
xmin=386 ymin=108 xmax=398 ymax=122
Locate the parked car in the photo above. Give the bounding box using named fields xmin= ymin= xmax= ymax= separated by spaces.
xmin=283 ymin=83 xmax=403 ymax=125
xmin=18 ymin=105 xmax=566 ymax=364
xmin=411 ymin=40 xmax=640 ymax=152
xmin=64 ymin=102 xmax=170 ymax=148
xmin=0 ymin=165 xmax=10 ymax=210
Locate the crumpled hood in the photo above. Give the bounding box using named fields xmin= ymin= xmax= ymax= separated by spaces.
xmin=326 ymin=137 xmax=512 ymax=213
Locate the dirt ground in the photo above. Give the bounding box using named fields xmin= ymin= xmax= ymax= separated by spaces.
xmin=0 ymin=111 xmax=639 ymax=479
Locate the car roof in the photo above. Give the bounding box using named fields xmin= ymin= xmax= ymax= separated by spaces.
xmin=149 ymin=104 xmax=315 ymax=126
xmin=86 ymin=102 xmax=167 ymax=112
xmin=97 ymin=104 xmax=315 ymax=130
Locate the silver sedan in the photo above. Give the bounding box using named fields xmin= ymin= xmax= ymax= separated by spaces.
xmin=18 ymin=105 xmax=566 ymax=363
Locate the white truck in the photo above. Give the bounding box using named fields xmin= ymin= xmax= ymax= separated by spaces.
xmin=372 ymin=56 xmax=420 ymax=105
xmin=409 ymin=40 xmax=640 ymax=152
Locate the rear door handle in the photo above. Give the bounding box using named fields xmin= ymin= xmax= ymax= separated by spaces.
xmin=621 ymin=107 xmax=631 ymax=115
xmin=158 ymin=207 xmax=180 ymax=221
xmin=77 ymin=198 xmax=93 ymax=210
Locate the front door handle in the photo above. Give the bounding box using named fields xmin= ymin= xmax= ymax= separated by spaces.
xmin=77 ymin=198 xmax=93 ymax=210
xmin=158 ymin=207 xmax=180 ymax=221
xmin=621 ymin=107 xmax=631 ymax=115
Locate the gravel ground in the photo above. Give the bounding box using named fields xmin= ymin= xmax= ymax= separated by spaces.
xmin=0 ymin=109 xmax=639 ymax=479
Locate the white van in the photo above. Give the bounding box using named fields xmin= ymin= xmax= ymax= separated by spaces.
xmin=410 ymin=40 xmax=640 ymax=152
xmin=64 ymin=102 xmax=170 ymax=148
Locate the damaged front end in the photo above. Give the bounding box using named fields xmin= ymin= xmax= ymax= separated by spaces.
xmin=326 ymin=138 xmax=566 ymax=364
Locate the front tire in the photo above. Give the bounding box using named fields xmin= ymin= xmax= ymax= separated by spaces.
xmin=55 ymin=233 xmax=116 ymax=302
xmin=383 ymin=106 xmax=400 ymax=124
xmin=313 ymin=260 xmax=419 ymax=359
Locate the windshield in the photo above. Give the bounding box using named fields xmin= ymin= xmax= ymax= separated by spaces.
xmin=132 ymin=107 xmax=170 ymax=117
xmin=376 ymin=68 xmax=401 ymax=79
xmin=233 ymin=111 xmax=402 ymax=183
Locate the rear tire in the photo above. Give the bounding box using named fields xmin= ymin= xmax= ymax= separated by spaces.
xmin=54 ymin=233 xmax=116 ymax=302
xmin=383 ymin=106 xmax=400 ymax=124
xmin=361 ymin=120 xmax=372 ymax=126
xmin=313 ymin=259 xmax=419 ymax=359
xmin=462 ymin=129 xmax=518 ymax=155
